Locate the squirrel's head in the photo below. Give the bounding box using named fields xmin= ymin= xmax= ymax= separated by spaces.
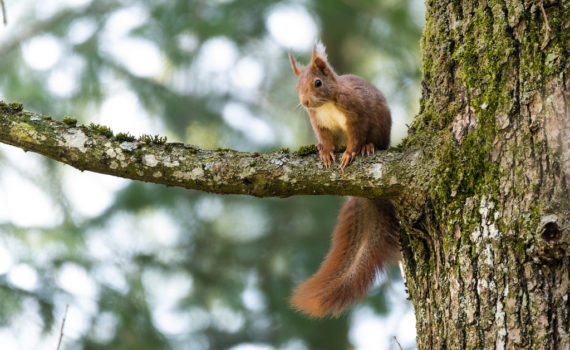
xmin=289 ymin=42 xmax=338 ymax=109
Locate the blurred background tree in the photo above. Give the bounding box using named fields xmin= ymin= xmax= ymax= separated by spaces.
xmin=0 ymin=0 xmax=423 ymax=349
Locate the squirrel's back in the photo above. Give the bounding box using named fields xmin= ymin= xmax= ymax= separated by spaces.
xmin=336 ymin=74 xmax=392 ymax=150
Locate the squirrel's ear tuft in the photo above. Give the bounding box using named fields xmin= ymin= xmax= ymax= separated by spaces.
xmin=311 ymin=41 xmax=333 ymax=76
xmin=312 ymin=41 xmax=328 ymax=61
xmin=289 ymin=50 xmax=300 ymax=77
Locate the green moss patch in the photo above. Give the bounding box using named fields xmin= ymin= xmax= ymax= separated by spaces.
xmin=63 ymin=116 xmax=77 ymax=126
xmin=115 ymin=132 xmax=136 ymax=142
xmin=295 ymin=144 xmax=318 ymax=156
xmin=85 ymin=123 xmax=113 ymax=138
xmin=139 ymin=134 xmax=167 ymax=145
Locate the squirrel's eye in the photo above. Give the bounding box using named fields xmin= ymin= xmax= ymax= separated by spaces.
xmin=314 ymin=79 xmax=322 ymax=88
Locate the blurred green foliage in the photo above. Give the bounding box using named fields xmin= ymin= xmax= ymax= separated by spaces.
xmin=0 ymin=0 xmax=423 ymax=349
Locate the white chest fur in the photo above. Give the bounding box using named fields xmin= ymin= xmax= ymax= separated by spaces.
xmin=312 ymin=102 xmax=348 ymax=133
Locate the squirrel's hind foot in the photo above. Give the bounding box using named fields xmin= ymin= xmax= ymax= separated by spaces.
xmin=361 ymin=143 xmax=375 ymax=156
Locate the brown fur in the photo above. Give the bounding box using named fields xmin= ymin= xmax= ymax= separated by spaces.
xmin=290 ymin=46 xmax=391 ymax=167
xmin=290 ymin=198 xmax=401 ymax=317
xmin=289 ymin=44 xmax=401 ymax=318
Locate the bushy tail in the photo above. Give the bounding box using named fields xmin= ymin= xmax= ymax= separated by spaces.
xmin=290 ymin=198 xmax=401 ymax=318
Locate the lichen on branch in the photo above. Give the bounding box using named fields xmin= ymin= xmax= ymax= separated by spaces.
xmin=0 ymin=102 xmax=414 ymax=199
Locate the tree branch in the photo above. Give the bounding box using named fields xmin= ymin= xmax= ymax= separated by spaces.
xmin=1 ymin=0 xmax=7 ymax=26
xmin=0 ymin=103 xmax=417 ymax=199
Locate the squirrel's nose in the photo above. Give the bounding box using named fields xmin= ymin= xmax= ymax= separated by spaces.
xmin=303 ymin=99 xmax=310 ymax=107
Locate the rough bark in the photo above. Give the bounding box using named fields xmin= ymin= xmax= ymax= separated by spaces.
xmin=400 ymin=0 xmax=569 ymax=349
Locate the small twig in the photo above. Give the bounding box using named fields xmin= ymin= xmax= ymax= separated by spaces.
xmin=393 ymin=336 xmax=404 ymax=350
xmin=538 ymin=1 xmax=551 ymax=49
xmin=0 ymin=0 xmax=7 ymax=25
xmin=56 ymin=304 xmax=69 ymax=350
xmin=538 ymin=2 xmax=551 ymax=32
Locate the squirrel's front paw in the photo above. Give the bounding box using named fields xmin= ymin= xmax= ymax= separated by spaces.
xmin=340 ymin=150 xmax=357 ymax=168
xmin=317 ymin=143 xmax=335 ymax=168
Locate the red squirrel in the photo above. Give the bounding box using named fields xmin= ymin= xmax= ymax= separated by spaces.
xmin=289 ymin=42 xmax=401 ymax=318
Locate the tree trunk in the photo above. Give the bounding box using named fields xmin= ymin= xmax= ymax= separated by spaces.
xmin=399 ymin=0 xmax=569 ymax=349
